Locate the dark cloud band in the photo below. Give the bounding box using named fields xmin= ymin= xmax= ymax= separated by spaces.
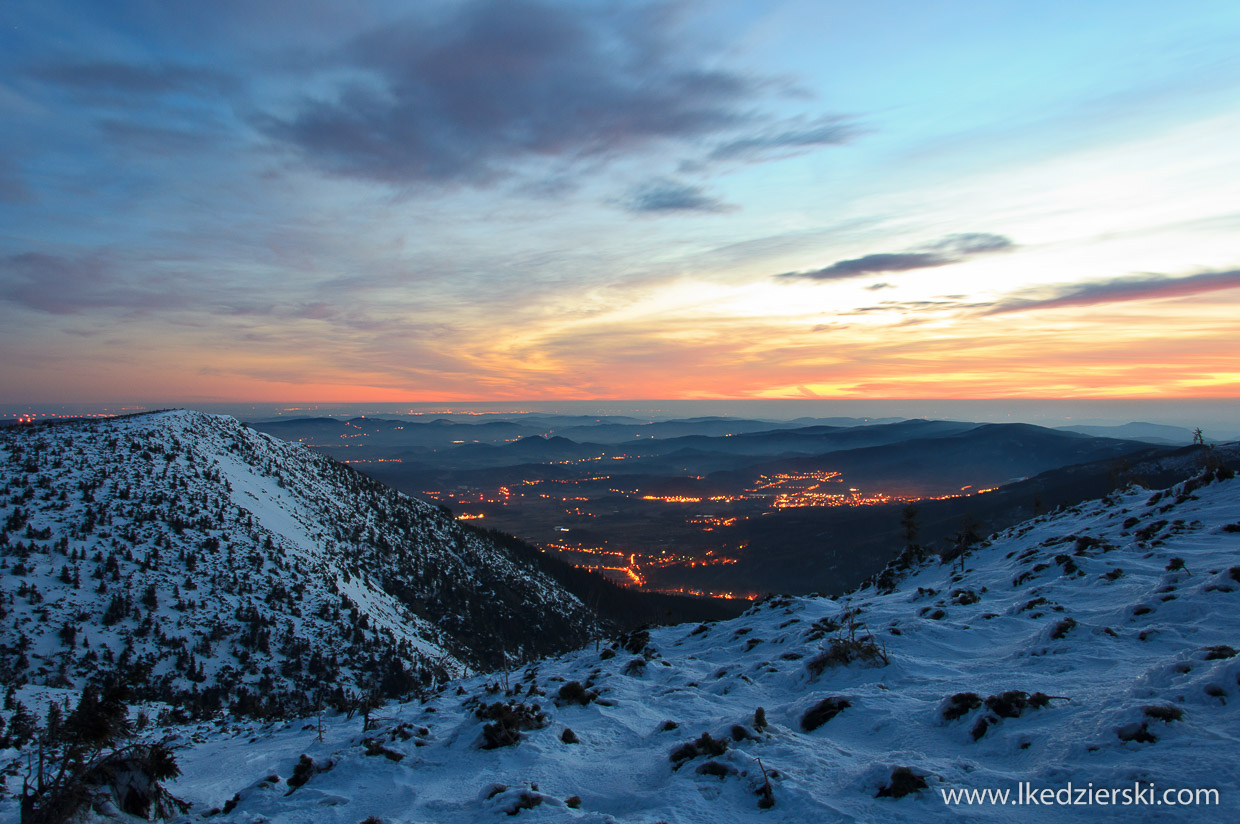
xmin=778 ymin=233 xmax=1015 ymax=281
xmin=257 ymin=1 xmax=755 ymax=185
xmin=624 ymin=179 xmax=730 ymax=213
xmin=985 ymin=269 xmax=1240 ymax=315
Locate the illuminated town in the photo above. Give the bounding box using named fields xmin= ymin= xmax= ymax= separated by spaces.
xmin=402 ymin=467 xmax=996 ymax=598
xmin=269 ymin=413 xmax=1011 ymax=600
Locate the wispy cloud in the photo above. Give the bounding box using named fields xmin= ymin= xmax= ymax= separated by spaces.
xmin=778 ymin=233 xmax=1015 ymax=281
xmin=0 ymin=158 xmax=32 ymax=204
xmin=95 ymin=119 xmax=220 ymax=154
xmin=704 ymin=115 xmax=860 ymax=164
xmin=0 ymin=252 xmax=190 ymax=315
xmin=29 ymin=61 xmax=237 ymax=99
xmin=623 ymin=179 xmax=731 ymax=214
xmin=985 ymin=269 xmax=1240 ymax=315
xmin=843 ymin=298 xmax=995 ymax=315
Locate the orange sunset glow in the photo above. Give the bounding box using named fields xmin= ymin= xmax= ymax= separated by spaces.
xmin=2 ymin=2 xmax=1239 ymax=407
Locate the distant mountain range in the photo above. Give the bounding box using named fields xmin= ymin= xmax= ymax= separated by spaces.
xmin=254 ymin=415 xmax=1168 ymax=494
xmin=1055 ymin=421 xmax=1200 ymax=445
xmin=713 ymin=422 xmax=1168 ymax=494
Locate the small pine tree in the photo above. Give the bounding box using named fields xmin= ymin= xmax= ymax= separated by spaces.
xmin=22 ymin=683 xmax=186 ymax=823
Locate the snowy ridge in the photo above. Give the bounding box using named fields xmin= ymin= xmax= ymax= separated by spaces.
xmin=0 ymin=410 xmax=598 ymax=720
xmin=104 ymin=468 xmax=1239 ymax=822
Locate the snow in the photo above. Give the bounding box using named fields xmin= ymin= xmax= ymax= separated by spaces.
xmin=151 ymin=470 xmax=1240 ymax=822
xmin=208 ymin=424 xmax=454 ymax=664
xmin=0 ymin=410 xmax=595 ymax=755
xmin=4 ymin=412 xmax=1237 ymax=821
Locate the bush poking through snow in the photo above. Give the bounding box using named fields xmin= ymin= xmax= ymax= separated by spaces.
xmin=566 ymin=795 xmax=582 ymax=809
xmin=1202 ymin=645 xmax=1237 ymax=660
xmin=1026 ymin=692 xmax=1055 ymax=709
xmin=1142 ymin=704 xmax=1184 ymax=723
xmin=1049 ymin=617 xmax=1077 ymax=640
xmin=940 ymin=692 xmax=982 ymax=722
xmin=986 ymin=690 xmax=1039 ymax=717
xmin=670 ymin=732 xmax=729 ymax=767
xmin=969 ymin=691 xmax=1061 ymax=740
xmin=362 ymin=738 xmax=404 ymax=762
xmin=806 ymin=625 xmax=889 ymax=677
xmin=805 ymin=616 xmax=842 ymax=641
xmin=875 ymin=767 xmax=928 ymax=798
xmin=800 ymin=697 xmax=851 ymax=732
xmin=755 ymin=757 xmax=776 ymax=809
xmin=618 ymin=629 xmax=651 ymax=655
xmin=753 ymin=707 xmax=768 ymax=731
xmin=730 ymin=724 xmax=755 ymax=741
xmin=555 ymin=681 xmax=598 ymax=707
xmin=951 ymin=588 xmax=980 ymax=605
xmin=286 ymin=754 xmax=325 ymax=792
xmin=560 ymin=727 xmax=579 ymax=744
xmin=1117 ymin=722 xmax=1158 ymax=744
xmin=695 ymin=760 xmax=737 ymax=778
xmin=503 ymin=791 xmax=543 ymax=816
xmin=475 ymin=702 xmax=548 ymax=749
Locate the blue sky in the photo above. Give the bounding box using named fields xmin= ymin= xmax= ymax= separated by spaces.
xmin=2 ymin=0 xmax=1239 ymax=403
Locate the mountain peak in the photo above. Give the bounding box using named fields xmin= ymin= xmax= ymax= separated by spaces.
xmin=0 ymin=409 xmax=598 ymax=718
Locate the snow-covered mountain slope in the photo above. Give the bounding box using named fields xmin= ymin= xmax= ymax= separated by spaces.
xmin=0 ymin=411 xmax=598 ymax=718
xmin=94 ymin=466 xmax=1235 ymax=822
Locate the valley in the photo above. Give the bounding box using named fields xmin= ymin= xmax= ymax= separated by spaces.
xmin=249 ymin=413 xmax=1192 ymax=600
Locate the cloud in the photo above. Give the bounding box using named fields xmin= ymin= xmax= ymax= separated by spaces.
xmin=778 ymin=232 xmax=1015 ymax=281
xmin=256 ymin=0 xmax=845 ymax=187
xmin=705 ymin=115 xmax=860 ymax=163
xmin=95 ymin=119 xmax=218 ymax=154
xmin=929 ymin=233 xmax=1015 ymax=255
xmin=845 ymin=299 xmax=996 ymax=315
xmin=623 ymin=179 xmax=731 ymax=214
xmin=985 ymin=269 xmax=1240 ymax=315
xmin=29 ymin=61 xmax=237 ymax=98
xmin=0 ymin=158 xmax=33 ymax=204
xmin=0 ymin=252 xmax=190 ymax=315
xmin=865 ymin=282 xmax=893 ymax=291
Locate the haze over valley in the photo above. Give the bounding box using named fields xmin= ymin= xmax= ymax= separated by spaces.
xmin=243 ymin=406 xmax=1235 ymax=600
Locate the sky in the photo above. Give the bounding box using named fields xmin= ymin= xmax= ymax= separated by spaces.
xmin=2 ymin=0 xmax=1240 ymax=405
